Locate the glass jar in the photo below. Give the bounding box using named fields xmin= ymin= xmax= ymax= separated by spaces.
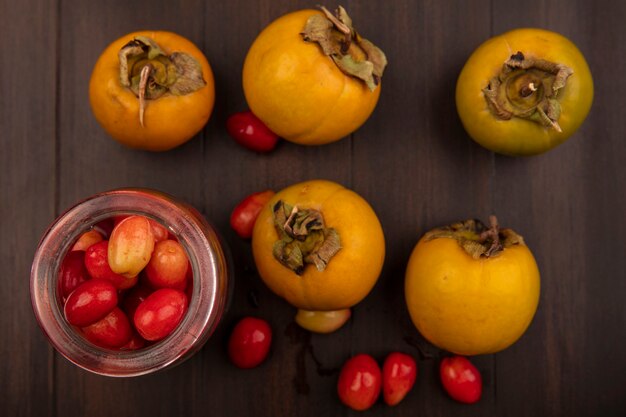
xmin=30 ymin=188 xmax=231 ymax=377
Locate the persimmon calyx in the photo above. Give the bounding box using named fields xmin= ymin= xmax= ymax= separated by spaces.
xmin=423 ymin=216 xmax=524 ymax=259
xmin=118 ymin=36 xmax=206 ymax=126
xmin=301 ymin=5 xmax=387 ymax=91
xmin=272 ymin=200 xmax=342 ymax=275
xmin=483 ymin=51 xmax=573 ymax=132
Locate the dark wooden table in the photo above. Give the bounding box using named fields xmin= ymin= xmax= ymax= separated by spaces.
xmin=2 ymin=0 xmax=625 ymax=415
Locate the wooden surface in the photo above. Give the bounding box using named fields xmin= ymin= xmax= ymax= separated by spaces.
xmin=2 ymin=0 xmax=625 ymax=415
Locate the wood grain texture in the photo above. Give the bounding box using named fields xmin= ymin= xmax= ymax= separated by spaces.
xmin=0 ymin=0 xmax=57 ymax=415
xmin=490 ymin=1 xmax=626 ymax=416
xmin=1 ymin=0 xmax=625 ymax=416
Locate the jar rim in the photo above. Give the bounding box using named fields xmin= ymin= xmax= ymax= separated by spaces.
xmin=31 ymin=188 xmax=230 ymax=377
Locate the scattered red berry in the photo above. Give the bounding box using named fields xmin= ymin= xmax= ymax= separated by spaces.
xmin=230 ymin=190 xmax=275 ymax=238
xmin=440 ymin=356 xmax=482 ymax=404
xmin=228 ymin=317 xmax=272 ymax=369
xmin=64 ymin=279 xmax=118 ymax=327
xmin=226 ymin=111 xmax=279 ymax=152
xmin=337 ymin=354 xmax=382 ymax=411
xmin=382 ymin=352 xmax=417 ymax=406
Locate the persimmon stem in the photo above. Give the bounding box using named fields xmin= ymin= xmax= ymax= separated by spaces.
xmin=537 ymin=106 xmax=563 ymax=132
xmin=424 ymin=217 xmax=524 ymax=259
xmin=319 ymin=6 xmax=352 ymax=51
xmin=272 ymin=200 xmax=341 ymax=274
xmin=479 ymin=215 xmax=502 ymax=257
xmin=320 ymin=6 xmax=351 ymax=35
xmin=118 ymin=36 xmax=206 ymax=118
xmin=519 ymin=82 xmax=537 ymax=97
xmin=138 ymin=65 xmax=152 ymax=127
xmin=302 ymin=6 xmax=387 ymax=91
xmin=483 ymin=53 xmax=573 ymax=131
xmin=283 ymin=205 xmax=300 ymax=234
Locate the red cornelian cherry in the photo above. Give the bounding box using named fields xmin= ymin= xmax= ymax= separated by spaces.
xmin=382 ymin=352 xmax=417 ymax=406
xmin=226 ymin=111 xmax=279 ymax=152
xmin=64 ymin=279 xmax=118 ymax=327
xmin=82 ymin=307 xmax=132 ymax=348
xmin=134 ymin=288 xmax=188 ymax=341
xmin=59 ymin=250 xmax=90 ymax=299
xmin=71 ymin=230 xmax=104 ymax=251
xmin=440 ymin=356 xmax=482 ymax=404
xmin=145 ymin=239 xmax=189 ymax=289
xmin=149 ymin=219 xmax=169 ymax=242
xmin=227 ymin=317 xmax=272 ymax=369
xmin=108 ymin=215 xmax=155 ymax=278
xmin=84 ymin=241 xmax=137 ymax=289
xmin=119 ymin=332 xmax=147 ymax=351
xmin=122 ymin=284 xmax=152 ymax=320
xmin=230 ymin=190 xmax=275 ymax=239
xmin=93 ymin=218 xmax=114 ymax=238
xmin=115 ymin=216 xmax=169 ymax=243
xmin=337 ymin=354 xmax=382 ymax=411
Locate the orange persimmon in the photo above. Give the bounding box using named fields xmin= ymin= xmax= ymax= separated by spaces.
xmin=89 ymin=31 xmax=215 ymax=151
